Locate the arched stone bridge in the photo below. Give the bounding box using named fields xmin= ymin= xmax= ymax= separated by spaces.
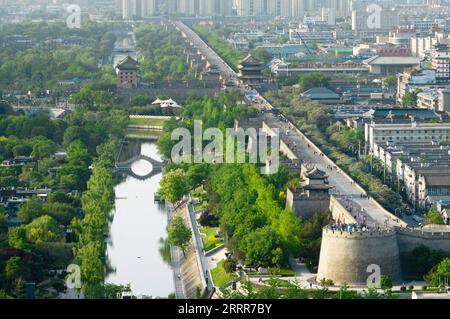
xmin=115 ymin=155 xmax=165 ymax=180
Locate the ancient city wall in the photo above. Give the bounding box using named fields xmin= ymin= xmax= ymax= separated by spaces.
xmin=261 ymin=121 xmax=298 ymax=160
xmin=396 ymin=227 xmax=450 ymax=253
xmin=286 ymin=188 xmax=330 ymax=220
xmin=329 ymin=195 xmax=357 ymax=224
xmin=317 ymin=227 xmax=403 ymax=285
xmin=117 ymin=84 xmax=220 ymax=103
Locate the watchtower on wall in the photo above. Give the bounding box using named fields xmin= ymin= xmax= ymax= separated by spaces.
xmin=286 ymin=165 xmax=331 ymax=219
xmin=116 ymin=55 xmax=140 ymax=89
xmin=238 ymin=54 xmax=264 ymax=88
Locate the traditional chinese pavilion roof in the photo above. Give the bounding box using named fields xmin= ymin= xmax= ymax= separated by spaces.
xmin=116 ymin=56 xmax=139 ymax=70
xmin=305 ymin=166 xmax=328 ymax=179
xmin=239 ymin=54 xmax=262 ymax=66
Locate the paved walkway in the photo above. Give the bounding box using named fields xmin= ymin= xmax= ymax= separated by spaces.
xmin=171 ymin=245 xmax=186 ymax=299
xmin=187 ymin=203 xmax=214 ymax=292
xmin=166 ymin=201 xmax=186 ymax=299
xmin=263 ymin=113 xmax=406 ymax=229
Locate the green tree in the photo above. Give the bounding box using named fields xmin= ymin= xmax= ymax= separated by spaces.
xmin=0 ymin=210 xmax=8 ymax=234
xmin=383 ymin=75 xmax=397 ymax=87
xmin=426 ymin=208 xmax=444 ymax=225
xmin=380 ymin=275 xmax=393 ymax=290
xmin=25 ymin=215 xmax=64 ymax=244
xmin=425 ymin=258 xmax=450 ymax=287
xmin=242 ymin=227 xmax=280 ymax=267
xmin=67 ymin=140 xmax=91 ymax=165
xmin=401 ymin=89 xmax=422 ymax=107
xmin=362 ymin=287 xmax=383 ymax=299
xmin=8 ymin=226 xmax=32 ymax=250
xmin=298 ymin=73 xmax=330 ymax=92
xmin=31 ymin=138 xmax=56 ymax=159
xmin=223 ymin=259 xmax=237 ymax=274
xmin=158 ymin=168 xmax=189 ymax=203
xmin=16 ymin=196 xmax=44 ymax=224
xmin=5 ymin=257 xmax=29 ymax=298
xmin=167 ymin=216 xmax=192 ymax=255
xmin=338 ymin=283 xmax=358 ymax=299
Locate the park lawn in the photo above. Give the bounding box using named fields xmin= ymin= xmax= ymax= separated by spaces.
xmin=200 ymin=226 xmax=222 ymax=252
xmin=129 ymin=117 xmax=168 ymax=127
xmin=211 ymin=260 xmax=238 ymax=289
xmin=194 ymin=203 xmax=203 ymax=211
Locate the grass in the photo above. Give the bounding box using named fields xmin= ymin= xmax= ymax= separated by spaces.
xmin=211 ymin=260 xmax=238 ymax=289
xmin=200 ymin=226 xmax=222 ymax=252
xmin=125 ymin=129 xmax=164 ymax=137
xmin=265 ymin=278 xmax=295 ymax=288
xmin=191 ymin=186 xmax=208 ymax=211
xmin=246 ymin=267 xmax=295 ymax=277
xmin=129 ymin=117 xmax=168 ymax=127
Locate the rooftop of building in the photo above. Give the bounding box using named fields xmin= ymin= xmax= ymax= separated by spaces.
xmin=423 ymin=173 xmax=450 ymax=186
xmin=402 ymin=69 xmax=437 ymax=84
xmin=116 ymin=55 xmax=139 ymax=70
xmin=304 ymin=166 xmax=329 ymax=179
xmin=239 ymin=54 xmax=262 ymax=67
xmin=369 ymin=121 xmax=450 ymax=129
xmin=364 ymin=56 xmax=421 ymax=66
xmin=365 ymin=108 xmax=440 ymax=120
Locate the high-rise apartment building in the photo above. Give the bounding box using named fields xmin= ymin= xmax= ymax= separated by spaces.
xmin=197 ymin=0 xmax=233 ymax=16
xmin=351 ymin=1 xmax=399 ymax=33
xmin=122 ymin=0 xmax=158 ymax=18
xmin=236 ymin=0 xmax=265 ymax=16
xmin=142 ymin=0 xmax=157 ymax=17
xmin=267 ymin=0 xmax=292 ymax=17
xmin=122 ymin=0 xmax=141 ymax=19
xmin=432 ymin=43 xmax=450 ymax=83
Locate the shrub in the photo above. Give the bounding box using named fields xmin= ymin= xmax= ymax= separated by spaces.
xmin=198 ymin=211 xmax=219 ymax=227
xmin=380 ymin=275 xmax=393 ymax=290
xmin=223 ymin=259 xmax=237 ymax=274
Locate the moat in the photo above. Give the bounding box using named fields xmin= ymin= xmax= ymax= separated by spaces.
xmin=105 ymin=142 xmax=174 ymax=298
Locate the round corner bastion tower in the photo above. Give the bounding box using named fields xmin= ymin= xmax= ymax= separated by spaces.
xmin=317 ymin=226 xmax=403 ymax=285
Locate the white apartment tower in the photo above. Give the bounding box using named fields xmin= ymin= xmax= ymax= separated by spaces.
xmin=267 ymin=0 xmax=293 ymax=17
xmin=142 ymin=0 xmax=157 ymax=17
xmin=432 ymin=43 xmax=450 ymax=83
xmin=236 ymin=0 xmax=265 ymax=16
xmin=122 ymin=0 xmax=139 ymax=19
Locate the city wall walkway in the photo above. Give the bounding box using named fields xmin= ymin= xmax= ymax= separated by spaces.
xmin=173 ymin=20 xmax=409 ymax=230
xmin=263 ymin=114 xmax=407 ymax=229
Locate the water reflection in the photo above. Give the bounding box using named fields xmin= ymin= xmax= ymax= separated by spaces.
xmin=105 ymin=142 xmax=174 ymax=298
xmin=158 ymin=237 xmax=172 ymax=266
xmin=131 ymin=159 xmax=153 ymax=177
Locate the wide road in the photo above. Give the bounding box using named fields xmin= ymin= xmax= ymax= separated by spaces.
xmin=175 ymin=21 xmax=408 ymax=229
xmin=171 ymin=21 xmax=239 ymax=85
